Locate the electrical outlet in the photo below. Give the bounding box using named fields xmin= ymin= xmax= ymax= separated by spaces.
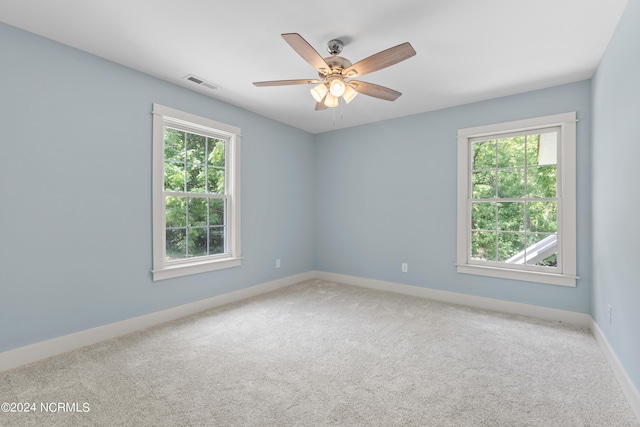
xmin=276 ymin=258 xmax=281 ymax=269
xmin=401 ymin=263 xmax=408 ymax=273
xmin=608 ymin=305 xmax=612 ymax=324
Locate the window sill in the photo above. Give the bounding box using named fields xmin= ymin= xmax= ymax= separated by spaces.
xmin=152 ymin=257 xmax=242 ymax=281
xmin=456 ymin=264 xmax=577 ymax=287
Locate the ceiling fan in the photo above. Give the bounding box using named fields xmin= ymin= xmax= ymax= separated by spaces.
xmin=253 ymin=33 xmax=416 ymax=110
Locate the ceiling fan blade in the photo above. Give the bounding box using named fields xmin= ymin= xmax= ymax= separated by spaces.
xmin=282 ymin=33 xmax=330 ymax=74
xmin=349 ymin=81 xmax=402 ymax=101
xmin=315 ymin=94 xmax=328 ymax=111
xmin=315 ymin=101 xmax=328 ymax=111
xmin=253 ymin=79 xmax=321 ymax=87
xmin=342 ymin=42 xmax=416 ymax=78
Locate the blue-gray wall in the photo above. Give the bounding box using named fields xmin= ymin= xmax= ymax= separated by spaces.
xmin=315 ymin=81 xmax=592 ymax=313
xmin=591 ymin=0 xmax=640 ymax=392
xmin=0 ymin=22 xmax=315 ymax=353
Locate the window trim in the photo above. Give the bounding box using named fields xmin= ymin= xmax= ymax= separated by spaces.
xmin=151 ymin=104 xmax=241 ymax=281
xmin=456 ymin=112 xmax=577 ymax=287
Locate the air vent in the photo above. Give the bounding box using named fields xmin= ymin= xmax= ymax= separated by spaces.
xmin=183 ymin=75 xmax=219 ymax=91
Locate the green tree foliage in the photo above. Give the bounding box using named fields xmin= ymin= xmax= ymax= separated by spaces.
xmin=470 ymin=133 xmax=558 ymax=266
xmin=163 ymin=128 xmax=227 ymax=259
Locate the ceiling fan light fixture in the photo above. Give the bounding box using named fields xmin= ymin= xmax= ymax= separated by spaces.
xmin=342 ymin=85 xmax=358 ymax=104
xmin=329 ymin=78 xmax=346 ymax=97
xmin=324 ymin=92 xmax=339 ymax=108
xmin=310 ymin=83 xmax=328 ymax=102
xmin=254 ymin=34 xmax=416 ymax=111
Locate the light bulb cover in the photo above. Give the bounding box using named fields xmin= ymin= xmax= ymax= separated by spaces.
xmin=324 ymin=93 xmax=339 ymax=108
xmin=342 ymin=85 xmax=358 ymax=104
xmin=329 ymin=78 xmax=346 ymax=97
xmin=310 ymin=84 xmax=328 ymax=103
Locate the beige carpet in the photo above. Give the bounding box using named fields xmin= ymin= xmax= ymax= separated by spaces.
xmin=0 ymin=279 xmax=637 ymax=426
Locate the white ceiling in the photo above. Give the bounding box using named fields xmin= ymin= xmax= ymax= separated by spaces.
xmin=0 ymin=0 xmax=628 ymax=134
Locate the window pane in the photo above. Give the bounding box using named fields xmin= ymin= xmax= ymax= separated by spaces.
xmin=209 ymin=226 xmax=225 ymax=255
xmin=472 ymin=170 xmax=495 ymax=199
xmin=471 ymin=202 xmax=495 ymax=231
xmin=187 ymin=133 xmax=206 ymax=164
xmin=497 ymin=136 xmax=525 ymax=168
xmin=164 ymin=161 xmax=185 ymax=192
xmin=472 ymin=139 xmax=496 ymax=170
xmin=188 ymin=198 xmax=207 ymax=226
xmin=187 ymin=165 xmax=206 ymax=193
xmin=527 ymin=201 xmax=557 ymax=233
xmin=497 ymin=169 xmax=524 ymax=198
xmin=164 ymin=128 xmax=184 ymax=163
xmin=525 ymin=134 xmax=540 ymax=166
xmin=498 ymin=202 xmax=525 ymax=231
xmin=526 ymin=233 xmax=558 ymax=267
xmin=166 ymin=228 xmax=186 ymax=260
xmin=187 ymin=227 xmax=208 ymax=257
xmin=497 ymin=232 xmax=525 ymax=262
xmin=209 ymin=198 xmax=225 ymax=226
xmin=527 ymin=166 xmax=557 ymax=198
xmin=166 ymin=196 xmax=187 ymax=227
xmin=208 ymin=138 xmax=225 ymax=167
xmin=471 ymin=231 xmax=496 ymax=261
xmin=207 ymin=167 xmax=225 ymax=194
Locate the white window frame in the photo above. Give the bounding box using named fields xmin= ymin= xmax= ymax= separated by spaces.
xmin=456 ymin=112 xmax=577 ymax=287
xmin=151 ymin=104 xmax=241 ymax=281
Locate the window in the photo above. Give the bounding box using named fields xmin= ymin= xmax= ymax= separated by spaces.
xmin=152 ymin=104 xmax=241 ymax=281
xmin=456 ymin=113 xmax=577 ymax=286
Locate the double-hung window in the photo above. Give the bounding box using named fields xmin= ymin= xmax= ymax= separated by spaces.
xmin=456 ymin=112 xmax=577 ymax=286
xmin=152 ymin=104 xmax=241 ymax=281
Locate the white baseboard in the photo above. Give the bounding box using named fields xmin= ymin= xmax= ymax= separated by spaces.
xmin=315 ymin=271 xmax=591 ymax=326
xmin=0 ymin=271 xmax=315 ymax=372
xmin=590 ymin=319 xmax=640 ymax=421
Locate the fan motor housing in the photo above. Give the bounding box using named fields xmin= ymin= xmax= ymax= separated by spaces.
xmin=320 ymin=56 xmax=352 ymax=78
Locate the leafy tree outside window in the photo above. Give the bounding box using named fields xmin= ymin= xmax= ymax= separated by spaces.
xmin=164 ymin=128 xmax=227 ymax=260
xmin=470 ymin=130 xmax=558 ymax=267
